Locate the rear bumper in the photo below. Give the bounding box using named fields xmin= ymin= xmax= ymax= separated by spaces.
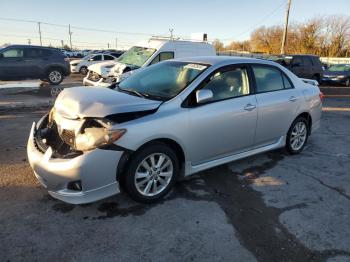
xmin=27 ymin=123 xmax=123 ymax=204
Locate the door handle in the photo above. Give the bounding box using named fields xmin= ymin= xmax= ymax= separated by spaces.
xmin=289 ymin=96 xmax=297 ymax=102
xmin=244 ymin=103 xmax=256 ymax=111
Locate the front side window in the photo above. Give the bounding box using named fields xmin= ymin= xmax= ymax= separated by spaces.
xmin=2 ymin=48 xmax=24 ymax=58
xmin=91 ymin=55 xmax=102 ymax=61
xmin=252 ymin=66 xmax=285 ymax=93
xmin=118 ymin=46 xmax=156 ymax=68
xmin=201 ymin=67 xmax=250 ymax=102
xmin=104 ymin=55 xmax=115 ymax=60
xmin=118 ymin=61 xmax=208 ymax=100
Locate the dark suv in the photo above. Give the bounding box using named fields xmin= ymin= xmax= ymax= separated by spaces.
xmin=0 ymin=45 xmax=70 ymax=85
xmin=274 ymin=55 xmax=323 ymax=82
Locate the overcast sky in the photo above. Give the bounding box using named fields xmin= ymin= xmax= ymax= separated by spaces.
xmin=0 ymin=0 xmax=349 ymax=49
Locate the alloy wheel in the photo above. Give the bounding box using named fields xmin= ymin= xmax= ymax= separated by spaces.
xmin=290 ymin=121 xmax=307 ymax=151
xmin=49 ymin=70 xmax=62 ymax=84
xmin=134 ymin=153 xmax=174 ymax=197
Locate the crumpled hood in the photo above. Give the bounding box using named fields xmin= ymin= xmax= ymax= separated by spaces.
xmin=88 ymin=61 xmax=118 ymax=77
xmin=54 ymin=86 xmax=161 ymax=119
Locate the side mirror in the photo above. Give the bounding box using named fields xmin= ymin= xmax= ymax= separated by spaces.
xmin=196 ymin=89 xmax=213 ymax=104
xmin=0 ymin=53 xmax=3 ymax=58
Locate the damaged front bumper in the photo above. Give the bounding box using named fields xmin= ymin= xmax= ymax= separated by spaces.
xmin=27 ymin=121 xmax=123 ymax=204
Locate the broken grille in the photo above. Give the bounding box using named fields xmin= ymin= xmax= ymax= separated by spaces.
xmin=60 ymin=129 xmax=75 ymax=147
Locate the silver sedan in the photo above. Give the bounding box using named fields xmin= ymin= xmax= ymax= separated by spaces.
xmin=27 ymin=56 xmax=322 ymax=204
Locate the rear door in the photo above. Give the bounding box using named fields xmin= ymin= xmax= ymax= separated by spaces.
xmin=186 ymin=65 xmax=258 ymax=165
xmin=24 ymin=48 xmax=51 ymax=77
xmin=0 ymin=47 xmax=26 ymax=79
xmin=290 ymin=56 xmax=304 ymax=77
xmin=251 ymin=64 xmax=301 ymax=147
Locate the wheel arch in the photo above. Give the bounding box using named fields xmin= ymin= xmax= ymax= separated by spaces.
xmin=116 ymin=138 xmax=186 ymax=182
xmin=294 ymin=112 xmax=312 ymax=134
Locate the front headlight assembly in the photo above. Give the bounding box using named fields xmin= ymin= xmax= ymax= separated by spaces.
xmin=75 ymin=127 xmax=126 ymax=151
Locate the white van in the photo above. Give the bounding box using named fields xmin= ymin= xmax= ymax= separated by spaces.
xmin=83 ymin=37 xmax=216 ymax=87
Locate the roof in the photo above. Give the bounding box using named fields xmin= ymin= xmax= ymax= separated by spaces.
xmin=3 ymin=44 xmax=60 ymax=50
xmin=173 ymin=56 xmax=276 ymax=66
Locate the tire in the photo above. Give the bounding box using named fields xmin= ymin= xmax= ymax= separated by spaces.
xmin=123 ymin=142 xmax=179 ymax=203
xmin=286 ymin=117 xmax=309 ymax=154
xmin=47 ymin=68 xmax=63 ymax=85
xmin=79 ymin=66 xmax=88 ymax=75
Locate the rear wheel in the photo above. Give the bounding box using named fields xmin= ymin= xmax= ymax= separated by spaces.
xmin=123 ymin=143 xmax=179 ymax=203
xmin=286 ymin=117 xmax=309 ymax=154
xmin=47 ymin=68 xmax=63 ymax=85
xmin=79 ymin=66 xmax=88 ymax=75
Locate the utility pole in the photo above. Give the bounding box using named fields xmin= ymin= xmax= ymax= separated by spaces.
xmin=27 ymin=39 xmax=31 ymax=45
xmin=37 ymin=22 xmax=42 ymax=46
xmin=107 ymin=43 xmax=110 ymax=49
xmin=115 ymin=37 xmax=118 ymax=50
xmin=68 ymin=24 xmax=73 ymax=50
xmin=169 ymin=28 xmax=174 ymax=40
xmin=61 ymin=40 xmax=64 ymax=48
xmin=280 ymin=0 xmax=292 ymax=55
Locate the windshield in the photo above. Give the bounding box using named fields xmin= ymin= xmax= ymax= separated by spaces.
xmin=118 ymin=61 xmax=209 ymax=100
xmin=117 ymin=46 xmax=156 ymax=68
xmin=328 ymin=64 xmax=350 ymax=72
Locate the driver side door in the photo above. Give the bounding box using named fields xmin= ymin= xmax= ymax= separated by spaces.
xmin=0 ymin=47 xmax=26 ymax=79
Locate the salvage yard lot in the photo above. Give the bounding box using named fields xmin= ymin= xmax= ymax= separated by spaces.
xmin=0 ymin=90 xmax=350 ymax=261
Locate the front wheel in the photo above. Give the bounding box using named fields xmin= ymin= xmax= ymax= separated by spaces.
xmin=47 ymin=69 xmax=63 ymax=85
xmin=79 ymin=66 xmax=88 ymax=75
xmin=123 ymin=143 xmax=179 ymax=203
xmin=286 ymin=117 xmax=309 ymax=154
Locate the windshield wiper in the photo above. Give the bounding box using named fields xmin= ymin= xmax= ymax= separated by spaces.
xmin=118 ymin=87 xmax=146 ymax=98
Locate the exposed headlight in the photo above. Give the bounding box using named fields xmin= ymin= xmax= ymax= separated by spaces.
xmin=75 ymin=127 xmax=126 ymax=151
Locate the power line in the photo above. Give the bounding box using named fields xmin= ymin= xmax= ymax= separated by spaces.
xmin=222 ymin=0 xmax=286 ymax=41
xmin=0 ymin=17 xmax=155 ymax=36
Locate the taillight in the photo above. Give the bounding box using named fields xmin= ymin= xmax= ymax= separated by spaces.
xmin=319 ymin=92 xmax=324 ymax=101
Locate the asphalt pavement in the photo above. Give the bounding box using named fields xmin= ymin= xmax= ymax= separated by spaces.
xmin=0 ymin=94 xmax=349 ymax=262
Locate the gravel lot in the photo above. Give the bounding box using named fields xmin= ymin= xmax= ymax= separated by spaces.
xmin=0 ymin=80 xmax=350 ymax=261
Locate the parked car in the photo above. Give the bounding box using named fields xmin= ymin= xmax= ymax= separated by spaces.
xmin=274 ymin=55 xmax=323 ymax=82
xmin=27 ymin=56 xmax=322 ymax=204
xmin=0 ymin=45 xmax=70 ymax=85
xmin=321 ymin=64 xmax=350 ymax=86
xmin=70 ymin=53 xmax=118 ymax=75
xmin=83 ymin=37 xmax=216 ymax=87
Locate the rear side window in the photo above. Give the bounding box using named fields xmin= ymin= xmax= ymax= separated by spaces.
xmin=2 ymin=48 xmax=24 ymax=58
xmin=202 ymin=67 xmax=250 ymax=102
xmin=302 ymin=57 xmax=312 ymax=66
xmin=150 ymin=52 xmax=174 ymax=65
xmin=25 ymin=48 xmax=51 ymax=58
xmin=252 ymin=66 xmax=287 ymax=93
xmin=292 ymin=56 xmax=302 ymax=65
